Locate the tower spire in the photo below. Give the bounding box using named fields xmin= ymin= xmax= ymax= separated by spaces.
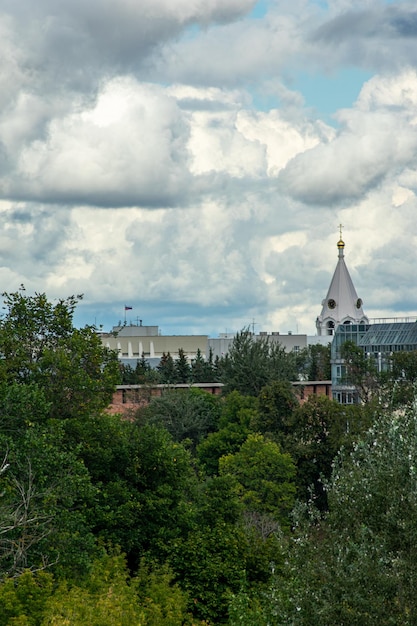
xmin=337 ymin=223 xmax=345 ymax=257
xmin=316 ymin=230 xmax=368 ymax=336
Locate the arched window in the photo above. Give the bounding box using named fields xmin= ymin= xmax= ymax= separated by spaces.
xmin=327 ymin=320 xmax=335 ymax=335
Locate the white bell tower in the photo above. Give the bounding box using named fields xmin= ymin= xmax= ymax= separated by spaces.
xmin=316 ymin=226 xmax=368 ymax=336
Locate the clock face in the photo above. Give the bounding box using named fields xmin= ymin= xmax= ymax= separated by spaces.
xmin=356 ymin=298 xmax=362 ymax=309
xmin=328 ymin=298 xmax=336 ymax=310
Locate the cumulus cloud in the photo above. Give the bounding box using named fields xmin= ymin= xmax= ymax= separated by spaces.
xmin=2 ymin=79 xmax=192 ymax=208
xmin=278 ymin=70 xmax=417 ymax=205
xmin=311 ymin=3 xmax=417 ymax=71
xmin=1 ymin=0 xmax=417 ymax=336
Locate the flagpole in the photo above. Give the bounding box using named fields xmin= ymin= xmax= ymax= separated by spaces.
xmin=124 ymin=306 xmax=133 ymax=325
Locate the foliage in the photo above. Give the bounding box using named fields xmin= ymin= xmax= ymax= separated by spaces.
xmin=296 ymin=343 xmax=331 ymax=381
xmin=220 ymin=329 xmax=298 ymax=396
xmin=196 ymin=391 xmax=257 ymax=475
xmin=75 ymin=420 xmax=197 ymax=568
xmin=175 ymin=348 xmax=191 ymax=383
xmin=0 ymin=553 xmax=202 ymax=626
xmin=0 ymin=289 xmax=119 ymax=420
xmin=283 ymin=395 xmax=348 ymax=507
xmin=138 ymin=388 xmax=220 ymax=450
xmin=157 ymin=353 xmax=176 ymax=384
xmin=219 ymin=434 xmax=296 ymax=529
xmin=0 ymin=423 xmax=96 ymax=580
xmin=191 ymin=348 xmax=216 ymax=383
xmin=170 ymin=522 xmax=247 ymax=624
xmin=0 ymin=570 xmax=54 ymax=626
xmin=255 ymin=380 xmax=299 ymax=440
xmin=119 ymin=358 xmax=159 ymax=385
xmin=388 ymin=350 xmax=417 ymax=408
xmin=259 ymin=404 xmax=417 ymax=625
xmin=340 ymin=340 xmax=381 ymax=404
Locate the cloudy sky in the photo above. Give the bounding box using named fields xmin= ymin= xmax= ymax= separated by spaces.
xmin=1 ymin=0 xmax=417 ymax=336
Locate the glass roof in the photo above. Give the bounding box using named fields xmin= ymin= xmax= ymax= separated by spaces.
xmin=358 ymin=322 xmax=417 ymax=349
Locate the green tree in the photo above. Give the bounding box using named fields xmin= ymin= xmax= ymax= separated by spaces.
xmin=0 ymin=423 xmax=96 ymax=580
xmin=0 ymin=569 xmax=54 ymax=626
xmin=297 ymin=343 xmax=331 ymax=381
xmin=138 ymin=388 xmax=220 ymax=451
xmin=174 ymin=348 xmax=190 ymax=384
xmin=157 ymin=353 xmax=176 ymax=384
xmin=191 ymin=348 xmax=214 ymax=383
xmin=196 ymin=391 xmax=258 ymax=475
xmin=0 ymin=289 xmax=119 ymax=420
xmin=255 ymin=380 xmax=299 ymax=440
xmin=284 ymin=395 xmax=348 ymax=508
xmin=170 ymin=521 xmax=248 ymax=624
xmin=340 ymin=340 xmax=381 ymax=405
xmin=388 ymin=350 xmax=417 ymax=408
xmin=74 ymin=419 xmax=197 ymax=569
xmin=219 ymin=433 xmax=296 ymax=529
xmin=220 ymin=329 xmax=297 ymax=396
xmin=262 ymin=405 xmax=417 ymax=625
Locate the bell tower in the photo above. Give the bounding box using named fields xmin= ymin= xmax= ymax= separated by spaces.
xmin=316 ymin=226 xmax=368 ymax=336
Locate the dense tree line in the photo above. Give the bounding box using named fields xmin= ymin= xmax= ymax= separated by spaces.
xmin=119 ymin=329 xmax=331 ymax=390
xmin=0 ymin=292 xmax=415 ymax=624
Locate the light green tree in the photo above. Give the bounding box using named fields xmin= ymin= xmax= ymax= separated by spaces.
xmin=219 ymin=433 xmax=296 ymax=528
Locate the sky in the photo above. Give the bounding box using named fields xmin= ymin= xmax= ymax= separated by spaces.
xmin=1 ymin=0 xmax=417 ymax=337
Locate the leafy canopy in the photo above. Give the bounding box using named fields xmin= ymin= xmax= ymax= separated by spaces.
xmin=0 ymin=288 xmax=119 ymax=420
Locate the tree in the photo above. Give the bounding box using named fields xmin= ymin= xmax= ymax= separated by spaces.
xmin=191 ymin=348 xmax=214 ymax=383
xmin=297 ymin=344 xmax=331 ymax=381
xmin=219 ymin=434 xmax=296 ymax=529
xmin=0 ymin=423 xmax=96 ymax=580
xmin=257 ymin=404 xmax=417 ymax=625
xmin=255 ymin=380 xmax=299 ymax=440
xmin=0 ymin=289 xmax=119 ymax=420
xmin=76 ymin=419 xmax=197 ymax=569
xmin=220 ymin=329 xmax=298 ymax=396
xmin=174 ymin=348 xmax=190 ymax=384
xmin=138 ymin=388 xmax=220 ymax=451
xmin=196 ymin=391 xmax=258 ymax=475
xmin=340 ymin=340 xmax=381 ymax=405
xmin=284 ymin=395 xmax=348 ymax=508
xmin=388 ymin=350 xmax=417 ymax=408
xmin=157 ymin=352 xmax=176 ymax=384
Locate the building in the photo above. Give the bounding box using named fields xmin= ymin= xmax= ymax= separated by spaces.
xmin=101 ymin=323 xmax=207 ymax=367
xmin=331 ymin=319 xmax=417 ymax=403
xmin=316 ymin=231 xmax=368 ymax=336
xmin=208 ymin=331 xmax=309 ymax=360
xmin=101 ymin=323 xmax=328 ymax=369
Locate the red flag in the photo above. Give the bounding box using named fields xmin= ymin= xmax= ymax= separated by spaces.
xmin=124 ymin=306 xmax=132 ymax=311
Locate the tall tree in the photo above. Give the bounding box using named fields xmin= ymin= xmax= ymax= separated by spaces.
xmin=221 ymin=329 xmax=297 ymax=396
xmin=297 ymin=344 xmax=331 ymax=381
xmin=219 ymin=433 xmax=296 ymax=529
xmin=138 ymin=388 xmax=220 ymax=451
xmin=157 ymin=352 xmax=176 ymax=384
xmin=0 ymin=288 xmax=119 ymax=420
xmin=175 ymin=348 xmax=191 ymax=383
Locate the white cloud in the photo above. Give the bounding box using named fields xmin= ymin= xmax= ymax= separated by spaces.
xmin=3 ymin=79 xmax=192 ymax=207
xmin=279 ymin=71 xmax=417 ymax=205
xmin=1 ymin=0 xmax=417 ymax=337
